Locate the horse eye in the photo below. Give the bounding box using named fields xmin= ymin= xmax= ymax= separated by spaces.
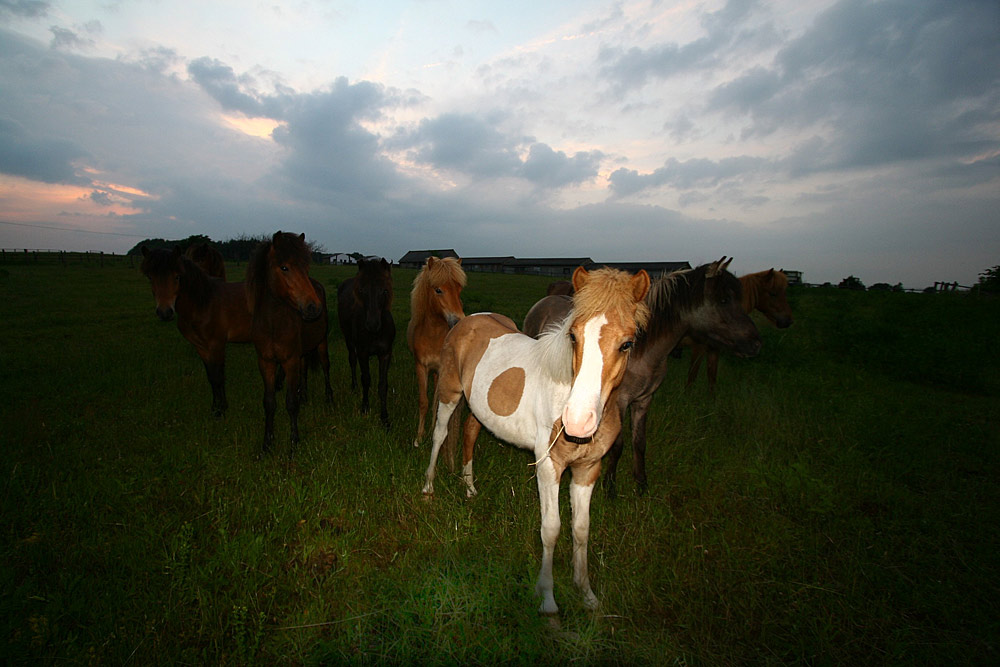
xmin=719 ymin=297 xmax=729 ymax=304
xmin=280 ymin=265 xmax=289 ymax=272
xmin=568 ymin=332 xmax=577 ymax=344
xmin=435 ymin=288 xmax=443 ymax=295
xmin=620 ymin=340 xmax=633 ymax=352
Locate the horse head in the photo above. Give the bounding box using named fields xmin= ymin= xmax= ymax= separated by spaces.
xmin=424 ymin=256 xmax=466 ymax=327
xmin=267 ymin=231 xmax=322 ymax=321
xmin=355 ymin=257 xmax=392 ymax=333
xmin=691 ymin=257 xmax=762 ymax=357
xmin=754 ymin=268 xmax=793 ymax=329
xmin=562 ymin=266 xmax=651 ymax=442
xmin=140 ymin=245 xmax=185 ymax=321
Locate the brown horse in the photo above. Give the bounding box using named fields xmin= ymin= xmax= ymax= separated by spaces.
xmin=546 ymin=280 xmax=574 ymax=296
xmin=423 ymin=267 xmax=651 ymax=614
xmin=406 ymin=256 xmax=466 ymax=447
xmin=523 ymin=258 xmax=761 ymax=497
xmin=246 ymin=231 xmax=333 ymax=455
xmin=140 ymin=245 xmax=251 ymax=417
xmin=184 ymin=242 xmax=227 ymax=280
xmin=337 ymin=257 xmax=396 ymax=429
xmin=686 ymin=268 xmax=793 ymax=390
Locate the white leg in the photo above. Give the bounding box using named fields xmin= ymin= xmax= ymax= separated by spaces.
xmin=534 ymin=458 xmax=561 ymax=615
xmin=570 ymin=477 xmax=599 ymax=609
xmin=462 ymin=460 xmax=477 ymax=498
xmin=422 ymin=400 xmax=458 ymax=495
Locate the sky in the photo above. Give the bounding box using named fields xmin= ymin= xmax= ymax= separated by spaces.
xmin=0 ymin=0 xmax=997 ymax=288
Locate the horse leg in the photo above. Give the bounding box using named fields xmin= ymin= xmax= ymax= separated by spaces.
xmin=319 ymin=340 xmax=333 ymax=404
xmin=460 ymin=413 xmax=482 ymax=497
xmin=421 ymin=399 xmax=459 ymax=495
xmin=257 ymin=357 xmax=278 ymax=455
xmin=200 ymin=345 xmax=227 ymax=418
xmin=359 ymin=345 xmax=373 ymax=415
xmin=377 ymin=350 xmax=391 ymax=430
xmin=413 ymin=362 xmax=430 ymax=447
xmin=706 ymin=347 xmax=720 ymax=393
xmin=570 ymin=468 xmax=600 ymax=609
xmin=346 ymin=336 xmax=358 ymax=390
xmin=686 ymin=343 xmax=705 ymax=388
xmin=283 ymin=356 xmax=303 ymax=457
xmin=534 ymin=458 xmax=562 ymax=615
xmin=630 ymin=395 xmax=654 ymax=495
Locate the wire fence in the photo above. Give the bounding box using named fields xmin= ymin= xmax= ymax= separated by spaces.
xmin=0 ymin=249 xmax=136 ymax=268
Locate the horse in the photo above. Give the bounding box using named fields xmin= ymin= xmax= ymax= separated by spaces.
xmin=422 ymin=266 xmax=651 ymax=615
xmin=337 ymin=257 xmax=396 ymax=429
xmin=685 ymin=268 xmax=793 ymax=390
xmin=522 ymin=258 xmax=761 ymax=498
xmin=546 ymin=280 xmax=574 ymax=296
xmin=245 ymin=231 xmax=333 ymax=455
xmin=406 ymin=256 xmax=466 ymax=447
xmin=139 ymin=245 xmax=251 ymax=417
xmin=184 ymin=242 xmax=227 ymax=280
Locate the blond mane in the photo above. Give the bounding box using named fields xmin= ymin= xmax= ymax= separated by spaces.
xmin=409 ymin=257 xmax=467 ymax=321
xmin=572 ymin=267 xmax=650 ymax=333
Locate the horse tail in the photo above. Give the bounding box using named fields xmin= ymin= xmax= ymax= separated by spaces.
xmin=442 ymin=395 xmax=464 ymax=473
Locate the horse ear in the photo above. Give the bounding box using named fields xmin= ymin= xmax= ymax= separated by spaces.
xmin=426 ymin=256 xmax=437 ymax=269
xmin=272 ymin=231 xmax=282 ymax=244
xmin=631 ymin=270 xmax=651 ymax=302
xmin=456 ymin=257 xmax=462 ymax=265
xmin=767 ymin=268 xmax=775 ymax=278
xmin=298 ymin=233 xmax=305 ymax=243
xmin=381 ymin=258 xmax=390 ymax=270
xmin=722 ymin=257 xmax=733 ymax=272
xmin=571 ymin=265 xmax=589 ymax=292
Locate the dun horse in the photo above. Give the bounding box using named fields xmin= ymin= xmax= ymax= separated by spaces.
xmin=140 ymin=245 xmax=251 ymax=417
xmin=184 ymin=242 xmax=227 ymax=280
xmin=246 ymin=232 xmax=333 ymax=454
xmin=686 ymin=268 xmax=793 ymax=390
xmin=406 ymin=256 xmax=466 ymax=447
xmin=423 ymin=267 xmax=650 ymax=614
xmin=337 ymin=257 xmax=396 ymax=429
xmin=523 ymin=258 xmax=761 ymax=497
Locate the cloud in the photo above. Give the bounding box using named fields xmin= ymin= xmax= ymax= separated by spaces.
xmin=518 ymin=143 xmax=603 ymax=188
xmin=0 ymin=0 xmax=50 ymax=20
xmin=0 ymin=116 xmax=88 ymax=184
xmin=609 ymin=155 xmax=772 ymax=198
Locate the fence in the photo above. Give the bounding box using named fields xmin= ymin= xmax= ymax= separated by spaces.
xmin=0 ymin=249 xmax=136 ymax=268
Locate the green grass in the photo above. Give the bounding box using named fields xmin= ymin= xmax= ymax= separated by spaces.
xmin=0 ymin=260 xmax=997 ymax=664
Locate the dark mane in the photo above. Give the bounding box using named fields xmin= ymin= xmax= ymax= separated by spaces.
xmin=636 ymin=262 xmax=742 ymax=354
xmin=246 ymin=232 xmax=312 ymax=314
xmin=140 ymin=247 xmax=217 ymax=309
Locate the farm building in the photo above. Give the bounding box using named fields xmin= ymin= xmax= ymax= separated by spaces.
xmin=397 ymin=249 xmax=460 ymax=269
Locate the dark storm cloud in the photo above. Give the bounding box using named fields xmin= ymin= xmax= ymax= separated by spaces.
xmin=597 ymin=0 xmax=772 ymax=94
xmin=0 ymin=116 xmax=88 ymax=184
xmin=708 ymin=0 xmax=1000 ymax=172
xmin=391 ymin=112 xmax=602 ymax=188
xmin=0 ymin=0 xmax=49 ymax=20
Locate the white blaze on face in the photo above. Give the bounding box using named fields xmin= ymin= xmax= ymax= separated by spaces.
xmin=562 ymin=314 xmax=607 ymax=439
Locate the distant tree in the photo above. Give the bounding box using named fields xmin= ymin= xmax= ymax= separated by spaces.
xmin=977 ymin=265 xmax=1000 ymax=293
xmin=349 ymin=252 xmax=365 ymax=263
xmin=869 ymin=282 xmax=892 ymax=292
xmin=838 ymin=275 xmax=866 ymax=291
xmin=892 ymin=282 xmax=904 ymax=292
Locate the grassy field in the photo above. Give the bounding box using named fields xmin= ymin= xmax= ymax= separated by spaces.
xmin=1 ymin=257 xmax=997 ymax=665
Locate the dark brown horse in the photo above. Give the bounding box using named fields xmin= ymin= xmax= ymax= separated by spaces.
xmin=337 ymin=257 xmax=396 ymax=429
xmin=246 ymin=231 xmax=333 ymax=455
xmin=686 ymin=268 xmax=793 ymax=390
xmin=184 ymin=242 xmax=227 ymax=280
xmin=140 ymin=245 xmax=251 ymax=417
xmin=523 ymin=258 xmax=761 ymax=497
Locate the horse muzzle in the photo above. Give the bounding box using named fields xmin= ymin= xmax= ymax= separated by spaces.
xmin=774 ymin=316 xmax=793 ymax=329
xmin=300 ymin=302 xmax=323 ymax=322
xmin=156 ymin=307 xmax=175 ymax=322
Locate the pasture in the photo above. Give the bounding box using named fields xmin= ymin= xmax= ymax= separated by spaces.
xmin=1 ymin=258 xmax=997 ymax=664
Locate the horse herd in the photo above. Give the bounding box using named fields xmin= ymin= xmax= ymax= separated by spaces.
xmin=139 ymin=231 xmax=793 ymax=615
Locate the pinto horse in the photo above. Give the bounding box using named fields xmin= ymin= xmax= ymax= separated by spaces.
xmin=523 ymin=258 xmax=761 ymax=498
xmin=337 ymin=257 xmax=396 ymax=429
xmin=423 ymin=267 xmax=651 ymax=614
xmin=246 ymin=231 xmax=333 ymax=454
xmin=686 ymin=268 xmax=793 ymax=390
xmin=140 ymin=245 xmax=251 ymax=416
xmin=184 ymin=242 xmax=227 ymax=280
xmin=406 ymin=256 xmax=466 ymax=447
